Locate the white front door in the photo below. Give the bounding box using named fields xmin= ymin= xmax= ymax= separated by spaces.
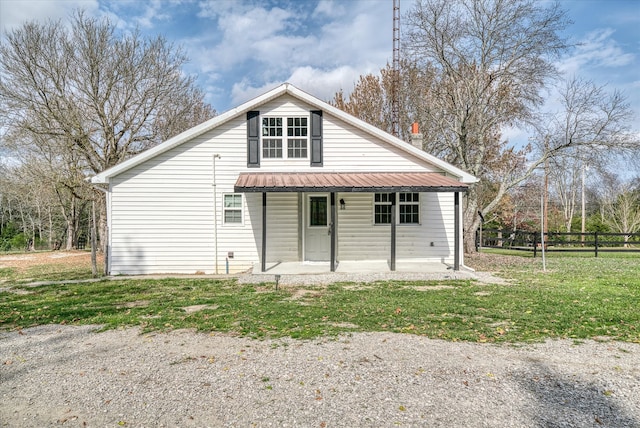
xmin=304 ymin=194 xmax=331 ymax=261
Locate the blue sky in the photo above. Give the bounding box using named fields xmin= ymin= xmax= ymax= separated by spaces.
xmin=1 ymin=0 xmax=639 ymax=145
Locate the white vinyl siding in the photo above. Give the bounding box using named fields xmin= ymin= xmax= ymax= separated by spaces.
xmin=106 ymin=93 xmax=459 ymax=274
xmin=337 ymin=192 xmax=454 ymax=263
xmin=322 ymin=114 xmax=443 ymax=172
xmin=396 ymin=192 xmax=454 ymax=261
xmin=109 ymin=118 xmax=259 ymax=274
xmin=265 ymin=193 xmax=299 ymax=262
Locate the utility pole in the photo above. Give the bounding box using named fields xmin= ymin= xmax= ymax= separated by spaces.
xmin=543 ymin=136 xmax=549 ymax=234
xmin=391 ymin=0 xmax=400 ymax=137
xmin=213 ymin=154 xmax=221 ymax=274
xmin=532 ymin=135 xmax=549 ymax=234
xmin=581 ymin=163 xmax=586 ymax=245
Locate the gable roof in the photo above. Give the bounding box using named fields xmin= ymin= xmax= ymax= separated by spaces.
xmin=91 ymin=83 xmax=478 ymax=184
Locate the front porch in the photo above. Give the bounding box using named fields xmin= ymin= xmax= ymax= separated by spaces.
xmin=240 ymin=259 xmax=478 ymax=286
xmin=235 ymin=171 xmax=468 ymax=273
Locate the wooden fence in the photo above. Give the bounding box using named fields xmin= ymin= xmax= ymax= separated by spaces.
xmin=476 ymin=229 xmax=640 ymax=257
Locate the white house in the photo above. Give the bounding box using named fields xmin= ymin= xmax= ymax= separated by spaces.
xmin=91 ymin=83 xmax=477 ymax=275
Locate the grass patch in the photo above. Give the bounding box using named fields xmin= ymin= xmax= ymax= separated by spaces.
xmin=17 ymin=262 xmax=102 ymax=283
xmin=0 ymin=251 xmax=103 ymax=284
xmin=1 ymin=254 xmax=638 ymax=343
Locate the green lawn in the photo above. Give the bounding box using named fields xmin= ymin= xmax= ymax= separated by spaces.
xmin=1 ymin=253 xmax=638 ymax=343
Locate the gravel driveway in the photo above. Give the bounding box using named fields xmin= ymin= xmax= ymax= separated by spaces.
xmin=1 ymin=325 xmax=638 ymax=427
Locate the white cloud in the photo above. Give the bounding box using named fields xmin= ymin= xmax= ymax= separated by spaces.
xmin=197 ymin=0 xmax=246 ymax=19
xmin=501 ymin=125 xmax=530 ymax=146
xmin=559 ymin=28 xmax=635 ymax=74
xmin=194 ymin=3 xmax=303 ymax=74
xmin=313 ymin=0 xmax=346 ymax=19
xmin=190 ymin=0 xmax=390 ymax=104
xmin=133 ymin=0 xmax=172 ymax=29
xmin=186 ymin=0 xmax=391 ymax=112
xmin=230 ymin=79 xmax=282 ymax=107
xmin=287 ymin=65 xmax=376 ymax=102
xmin=229 ymin=64 xmax=378 ymax=107
xmin=0 ymin=0 xmax=99 ymax=33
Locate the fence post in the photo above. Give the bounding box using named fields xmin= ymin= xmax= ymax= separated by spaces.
xmin=594 ymin=231 xmax=598 ymax=258
xmin=533 ymin=233 xmax=538 ymax=258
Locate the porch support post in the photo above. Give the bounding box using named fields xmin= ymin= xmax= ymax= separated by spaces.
xmin=261 ymin=192 xmax=267 ymax=272
xmin=454 ymin=191 xmax=460 ymax=271
xmin=330 ymin=192 xmax=336 ymax=272
xmin=390 ymin=192 xmax=396 ymax=271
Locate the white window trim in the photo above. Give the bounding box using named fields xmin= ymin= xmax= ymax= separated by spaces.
xmin=222 ymin=193 xmax=244 ymax=226
xmin=373 ymin=192 xmax=421 ymax=225
xmin=399 ymin=192 xmax=421 ymax=225
xmin=373 ymin=192 xmax=393 ymax=225
xmin=261 ymin=115 xmax=309 ymax=160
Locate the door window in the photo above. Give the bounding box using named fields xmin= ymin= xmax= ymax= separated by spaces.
xmin=309 ymin=196 xmax=327 ymax=226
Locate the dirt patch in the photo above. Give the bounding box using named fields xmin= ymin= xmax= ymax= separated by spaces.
xmin=118 ymin=300 xmax=151 ymax=309
xmin=342 ymin=284 xmax=375 ymax=290
xmin=410 ymin=285 xmax=456 ymax=291
xmin=465 ymin=252 xmax=536 ymax=273
xmin=0 ymin=251 xmax=99 ymax=274
xmin=182 ymin=304 xmax=220 ymax=314
xmin=326 ymin=322 xmax=359 ymax=329
xmin=287 ymin=287 xmax=326 ymax=301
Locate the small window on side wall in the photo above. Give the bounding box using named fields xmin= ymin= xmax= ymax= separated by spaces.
xmin=373 ymin=192 xmax=420 ymax=225
xmin=223 ymin=194 xmax=243 ymax=224
xmin=399 ymin=192 xmax=420 ymax=224
xmin=374 ymin=193 xmax=392 ymax=224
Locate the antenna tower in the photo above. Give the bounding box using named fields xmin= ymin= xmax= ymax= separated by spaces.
xmin=391 ymin=0 xmax=400 ymax=137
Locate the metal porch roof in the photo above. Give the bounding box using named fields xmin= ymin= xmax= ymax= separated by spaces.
xmin=234 ymin=172 xmax=468 ymax=193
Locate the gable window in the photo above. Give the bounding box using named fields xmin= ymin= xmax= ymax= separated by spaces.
xmin=374 ymin=193 xmax=392 ymax=224
xmin=374 ymin=192 xmax=420 ymax=224
xmin=262 ymin=116 xmax=308 ymax=159
xmin=223 ymin=194 xmax=243 ymax=224
xmin=399 ymin=192 xmax=420 ymax=224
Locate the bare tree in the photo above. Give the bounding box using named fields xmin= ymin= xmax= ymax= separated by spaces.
xmin=332 ymin=1 xmax=569 ymax=251
xmin=0 ymin=11 xmax=215 ymax=257
xmin=539 ymin=76 xmax=637 ymax=233
xmin=332 ymin=61 xmax=438 ymax=143
xmin=600 ymin=181 xmax=640 ymax=246
xmin=401 ymin=0 xmax=571 ymax=251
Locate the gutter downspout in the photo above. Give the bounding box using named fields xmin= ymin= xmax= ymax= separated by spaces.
xmin=212 ymin=154 xmax=221 ymax=274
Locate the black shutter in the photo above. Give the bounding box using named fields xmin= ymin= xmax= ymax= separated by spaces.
xmin=310 ymin=110 xmax=323 ymax=167
xmin=247 ymin=111 xmax=260 ymax=167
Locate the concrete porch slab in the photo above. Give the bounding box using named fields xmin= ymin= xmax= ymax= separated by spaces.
xmin=253 ymin=260 xmax=453 ymax=275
